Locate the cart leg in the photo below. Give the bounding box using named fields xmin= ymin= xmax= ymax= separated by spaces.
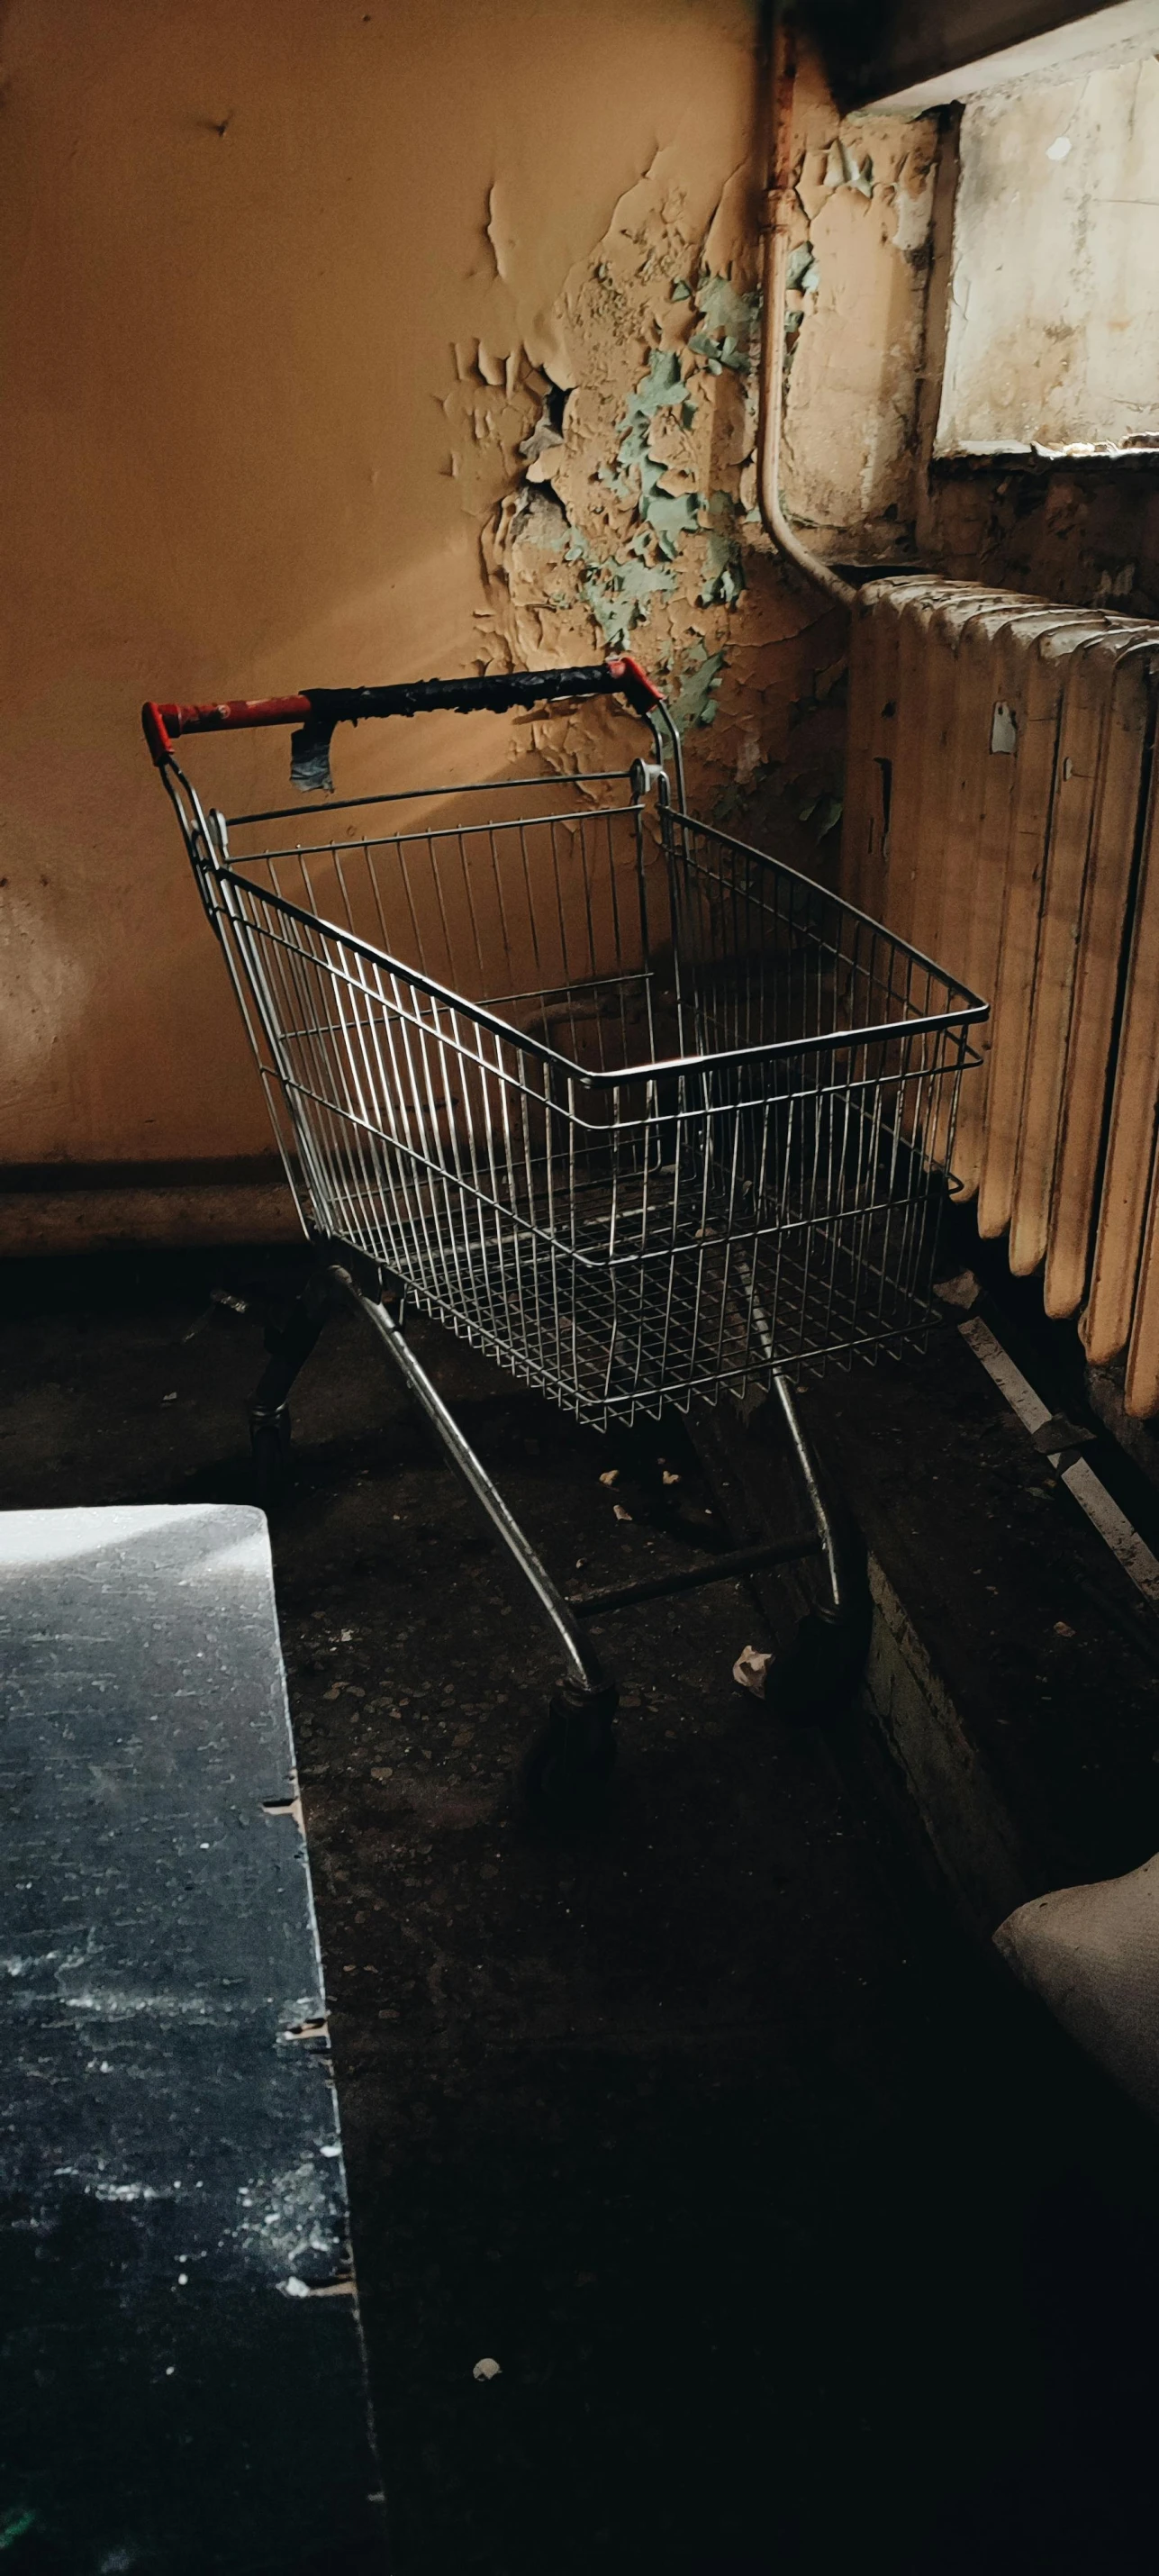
xmin=765 ymin=1378 xmax=871 ymax=1723
xmin=333 ymin=1269 xmax=619 ymax=1816
xmin=246 ymin=1265 xmax=336 ymax=1506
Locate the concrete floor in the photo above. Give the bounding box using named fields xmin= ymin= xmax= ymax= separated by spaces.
xmin=4 ymin=1247 xmax=1159 ymax=2574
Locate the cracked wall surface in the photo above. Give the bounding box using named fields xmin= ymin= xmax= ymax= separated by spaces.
xmin=783 ymin=99 xmax=939 ymax=556
xmin=0 ymin=0 xmax=932 ymax=1216
xmin=456 ymin=143 xmax=848 ymax=849
xmin=443 ymin=45 xmax=941 ymax=883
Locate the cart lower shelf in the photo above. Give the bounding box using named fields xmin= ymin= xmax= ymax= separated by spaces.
xmin=298 ymin=1185 xmax=940 ymax=1425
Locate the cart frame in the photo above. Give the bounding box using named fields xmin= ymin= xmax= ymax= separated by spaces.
xmin=143 ymin=658 xmax=985 ymax=1802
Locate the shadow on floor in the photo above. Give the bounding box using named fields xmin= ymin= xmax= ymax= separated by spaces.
xmin=1 ymin=1247 xmax=1157 ymax=2572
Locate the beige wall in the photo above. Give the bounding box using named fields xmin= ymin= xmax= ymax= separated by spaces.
xmin=0 ymin=0 xmax=834 ymax=1215
xmin=3 ymin=2 xmax=962 ymax=1252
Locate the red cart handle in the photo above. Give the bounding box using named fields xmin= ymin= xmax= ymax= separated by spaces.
xmin=141 ymin=656 xmax=663 ymax=789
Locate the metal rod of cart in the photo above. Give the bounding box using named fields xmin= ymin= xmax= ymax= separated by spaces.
xmin=143 ymin=659 xmax=986 ymax=1811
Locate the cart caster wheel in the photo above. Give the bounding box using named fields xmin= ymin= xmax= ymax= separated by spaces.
xmin=764 ymin=1606 xmax=869 ymax=1726
xmin=251 ymin=1411 xmax=292 ymax=1512
xmin=519 ymin=1685 xmax=619 ymax=1824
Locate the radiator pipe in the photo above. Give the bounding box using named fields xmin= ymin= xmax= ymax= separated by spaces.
xmin=756 ymin=7 xmax=856 ymax=611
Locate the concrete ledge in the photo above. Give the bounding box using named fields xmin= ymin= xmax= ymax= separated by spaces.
xmin=0 ymin=1183 xmax=299 ymax=1255
xmin=864 ymin=1554 xmax=1028 ymax=1936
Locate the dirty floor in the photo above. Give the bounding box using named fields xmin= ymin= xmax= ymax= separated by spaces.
xmin=4 ymin=1248 xmax=1159 ymax=2576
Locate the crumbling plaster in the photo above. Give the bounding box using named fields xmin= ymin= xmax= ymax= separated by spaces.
xmin=449 ymin=50 xmax=941 ymax=871
xmin=782 ymin=104 xmax=939 ymax=555
xmin=456 ymin=149 xmax=854 ymax=850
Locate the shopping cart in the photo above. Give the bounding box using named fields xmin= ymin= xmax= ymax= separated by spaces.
xmin=143 ymin=658 xmax=985 ymax=1809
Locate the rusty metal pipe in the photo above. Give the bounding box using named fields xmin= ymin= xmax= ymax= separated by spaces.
xmin=756 ymin=7 xmax=856 ymax=610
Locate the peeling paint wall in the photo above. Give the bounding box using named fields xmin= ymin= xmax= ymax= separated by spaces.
xmin=0 ymin=3 xmax=941 ymax=1222
xmin=461 ymin=123 xmax=852 ymax=855
xmin=460 ymin=62 xmax=940 ymax=866
xmin=781 ymin=95 xmax=940 ymax=558
xmin=9 ymin=1 xmax=1147 ymax=1234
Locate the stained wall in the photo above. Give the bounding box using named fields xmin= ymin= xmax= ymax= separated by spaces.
xmin=937 ymin=57 xmax=1159 ymax=453
xmin=919 ymin=59 xmax=1159 ymax=612
xmin=0 ymin=1 xmax=947 ymax=1246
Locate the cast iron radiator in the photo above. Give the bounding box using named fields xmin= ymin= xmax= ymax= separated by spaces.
xmin=840 ymin=579 xmax=1159 ymax=1416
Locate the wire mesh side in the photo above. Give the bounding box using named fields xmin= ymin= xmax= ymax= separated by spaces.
xmin=658 ymin=812 xmax=979 ymax=1400
xmin=665 ymin=811 xmax=972 ymax=1055
xmin=223 ymin=786 xmax=667 ymax=1069
xmin=202 ymin=799 xmax=979 ymax=1425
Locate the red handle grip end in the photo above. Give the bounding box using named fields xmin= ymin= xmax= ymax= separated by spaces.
xmin=142 ymin=702 xmax=176 ymax=765
xmin=605 ymin=654 xmax=664 ymax=714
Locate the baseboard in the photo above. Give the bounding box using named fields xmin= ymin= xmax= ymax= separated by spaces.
xmin=0 ymin=1175 xmax=299 ymax=1255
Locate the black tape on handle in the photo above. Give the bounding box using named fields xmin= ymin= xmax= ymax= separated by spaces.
xmin=289 ymin=664 xmax=641 ymax=792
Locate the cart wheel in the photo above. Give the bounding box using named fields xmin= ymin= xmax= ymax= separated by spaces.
xmin=763 ymin=1606 xmax=869 ymax=1727
xmin=251 ymin=1411 xmax=292 ymax=1512
xmin=520 ymin=1685 xmax=618 ymax=1823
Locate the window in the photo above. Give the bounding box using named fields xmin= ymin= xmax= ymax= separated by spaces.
xmin=937 ymin=54 xmax=1159 ymax=454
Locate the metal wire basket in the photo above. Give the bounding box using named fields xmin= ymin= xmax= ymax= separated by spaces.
xmin=144 ymin=658 xmax=985 ymax=1804
xmin=148 ymin=668 xmax=981 ymax=1429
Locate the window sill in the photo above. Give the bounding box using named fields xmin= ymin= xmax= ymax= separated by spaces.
xmin=932 ymin=442 xmax=1159 ymax=476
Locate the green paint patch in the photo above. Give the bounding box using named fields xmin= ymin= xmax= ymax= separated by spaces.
xmin=696 ymin=275 xmax=761 ymax=343
xmin=610 ymin=352 xmax=704 ymax=557
xmin=813 ymin=794 xmax=844 ymax=839
xmin=688 ymin=330 xmax=749 ymax=377
xmin=638 ymin=460 xmax=702 ymax=559
xmin=699 ymin=491 xmax=746 ymax=608
xmin=786 ymin=242 xmax=820 ymax=296
xmin=671 ymin=642 xmax=726 ymax=732
xmin=513 ymin=277 xmax=760 ymax=664
xmin=566 ymin=516 xmax=678 ymax=649
xmin=0 ymin=2509 xmax=40 ymax=2553
xmin=580 ymin=555 xmax=678 ymax=651
xmin=619 ymin=349 xmax=686 ymax=432
xmin=787 ymin=786 xmax=845 ymax=840
xmin=688 ymin=271 xmax=760 ymax=376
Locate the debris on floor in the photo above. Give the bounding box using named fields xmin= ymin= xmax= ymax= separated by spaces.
xmin=732 ymin=1643 xmax=774 ymax=1698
